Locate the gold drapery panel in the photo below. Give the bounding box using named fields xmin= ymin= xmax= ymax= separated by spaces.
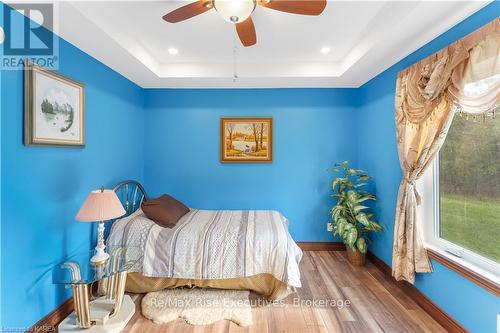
xmin=393 ymin=18 xmax=500 ymax=284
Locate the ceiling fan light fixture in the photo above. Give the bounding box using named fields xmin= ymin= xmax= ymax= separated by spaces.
xmin=213 ymin=0 xmax=256 ymax=23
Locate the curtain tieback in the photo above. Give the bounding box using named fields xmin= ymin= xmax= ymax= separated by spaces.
xmin=405 ymin=177 xmax=422 ymax=205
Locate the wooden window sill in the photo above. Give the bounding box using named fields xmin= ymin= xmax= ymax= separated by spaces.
xmin=427 ymin=248 xmax=500 ymax=296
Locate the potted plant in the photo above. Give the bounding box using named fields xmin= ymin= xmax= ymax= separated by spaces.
xmin=329 ymin=161 xmax=382 ymax=266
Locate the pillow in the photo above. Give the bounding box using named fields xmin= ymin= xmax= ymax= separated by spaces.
xmin=141 ymin=194 xmax=189 ymax=228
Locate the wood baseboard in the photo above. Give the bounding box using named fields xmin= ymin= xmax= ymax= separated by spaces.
xmin=366 ymin=251 xmax=468 ymax=333
xmin=26 ymin=297 xmax=73 ymax=333
xmin=297 ymin=242 xmax=345 ymax=251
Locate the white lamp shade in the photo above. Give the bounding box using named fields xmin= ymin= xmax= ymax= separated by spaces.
xmin=76 ymin=189 xmax=126 ymax=222
xmin=213 ymin=0 xmax=255 ymax=23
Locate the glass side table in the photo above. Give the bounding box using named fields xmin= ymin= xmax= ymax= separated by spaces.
xmin=53 ymin=246 xmax=142 ymax=333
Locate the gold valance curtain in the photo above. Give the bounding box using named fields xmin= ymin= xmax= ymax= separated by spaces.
xmin=393 ymin=18 xmax=500 ymax=284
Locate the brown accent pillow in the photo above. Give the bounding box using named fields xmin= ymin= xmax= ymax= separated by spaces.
xmin=141 ymin=194 xmax=189 ymax=228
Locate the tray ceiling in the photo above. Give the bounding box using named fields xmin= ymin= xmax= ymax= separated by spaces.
xmin=55 ymin=1 xmax=490 ymax=88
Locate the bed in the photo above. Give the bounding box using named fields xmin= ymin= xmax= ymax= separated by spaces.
xmin=106 ymin=180 xmax=303 ymax=300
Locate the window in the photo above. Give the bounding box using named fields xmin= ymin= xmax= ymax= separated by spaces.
xmin=439 ymin=112 xmax=499 ymax=262
xmin=420 ymin=107 xmax=500 ymax=281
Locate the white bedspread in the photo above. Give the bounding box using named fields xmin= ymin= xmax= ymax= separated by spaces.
xmin=107 ymin=209 xmax=303 ymax=288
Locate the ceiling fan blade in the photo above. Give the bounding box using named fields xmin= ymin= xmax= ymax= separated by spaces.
xmin=162 ymin=1 xmax=212 ymax=23
xmin=258 ymin=0 xmax=326 ymax=15
xmin=236 ymin=17 xmax=257 ymax=47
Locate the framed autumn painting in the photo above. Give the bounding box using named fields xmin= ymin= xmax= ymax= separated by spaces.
xmin=220 ymin=117 xmax=273 ymax=163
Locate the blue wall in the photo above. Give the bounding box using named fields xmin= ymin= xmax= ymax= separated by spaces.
xmin=357 ymin=2 xmax=499 ymax=332
xmin=0 ymin=4 xmax=144 ymax=328
xmin=143 ymin=89 xmax=358 ymax=242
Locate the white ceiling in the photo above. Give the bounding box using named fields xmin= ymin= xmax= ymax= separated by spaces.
xmin=55 ymin=1 xmax=490 ymax=88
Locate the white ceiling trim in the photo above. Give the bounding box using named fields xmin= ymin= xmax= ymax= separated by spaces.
xmin=55 ymin=1 xmax=491 ymax=88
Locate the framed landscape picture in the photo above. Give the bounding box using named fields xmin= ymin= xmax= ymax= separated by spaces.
xmin=220 ymin=117 xmax=273 ymax=163
xmin=24 ymin=61 xmax=85 ymax=147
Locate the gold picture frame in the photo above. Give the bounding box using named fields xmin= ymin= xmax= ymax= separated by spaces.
xmin=220 ymin=117 xmax=273 ymax=163
xmin=24 ymin=60 xmax=85 ymax=147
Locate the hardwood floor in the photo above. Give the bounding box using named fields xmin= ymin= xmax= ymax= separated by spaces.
xmin=123 ymin=251 xmax=446 ymax=333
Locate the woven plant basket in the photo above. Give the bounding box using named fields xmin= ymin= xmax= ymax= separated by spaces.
xmin=346 ymin=247 xmax=366 ymax=266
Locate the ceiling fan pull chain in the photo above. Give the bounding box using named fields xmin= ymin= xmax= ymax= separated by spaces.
xmin=233 ymin=35 xmax=238 ymax=83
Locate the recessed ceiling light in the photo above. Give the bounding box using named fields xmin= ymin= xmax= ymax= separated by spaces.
xmin=168 ymin=47 xmax=179 ymax=55
xmin=320 ymin=46 xmax=331 ymax=54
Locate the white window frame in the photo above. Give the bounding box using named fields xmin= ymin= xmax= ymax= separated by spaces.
xmin=418 ymin=156 xmax=500 ymax=284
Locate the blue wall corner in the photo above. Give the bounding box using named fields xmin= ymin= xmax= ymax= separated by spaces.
xmin=357 ymin=2 xmax=500 ymax=332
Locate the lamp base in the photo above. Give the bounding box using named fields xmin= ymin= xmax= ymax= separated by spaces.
xmin=92 ymin=221 xmax=109 ymax=265
xmin=91 ymin=251 xmax=110 ymax=265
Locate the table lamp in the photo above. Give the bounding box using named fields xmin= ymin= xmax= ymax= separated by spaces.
xmin=76 ymin=187 xmax=126 ymax=264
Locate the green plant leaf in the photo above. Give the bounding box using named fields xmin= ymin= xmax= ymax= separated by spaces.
xmin=341 ymin=222 xmax=354 ymax=237
xmin=336 ymin=220 xmax=346 ymax=237
xmin=332 ymin=205 xmax=346 ymax=220
xmin=343 ymin=222 xmax=354 ymax=230
xmin=337 ymin=217 xmax=347 ymax=225
xmin=334 ymin=161 xmax=349 ymax=169
xmin=347 ymin=168 xmax=357 ymax=175
xmin=345 ymin=228 xmax=358 ymax=247
xmin=332 ymin=225 xmax=339 ymax=236
xmin=358 ymin=194 xmax=376 ymax=202
xmin=356 ymin=238 xmax=367 ymax=254
xmin=347 ymin=190 xmax=358 ymax=202
xmin=354 ymin=205 xmax=369 ymax=213
xmin=332 ymin=178 xmax=344 ymax=191
xmin=356 ymin=213 xmax=370 ymax=226
xmin=367 ymin=221 xmax=383 ymax=232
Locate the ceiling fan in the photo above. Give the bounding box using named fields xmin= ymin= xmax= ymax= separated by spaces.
xmin=162 ymin=0 xmax=327 ymax=47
